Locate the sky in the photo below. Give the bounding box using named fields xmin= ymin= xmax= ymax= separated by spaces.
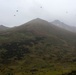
xmin=0 ymin=0 xmax=76 ymax=27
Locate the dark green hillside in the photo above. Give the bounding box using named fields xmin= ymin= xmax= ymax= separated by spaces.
xmin=0 ymin=18 xmax=76 ymax=75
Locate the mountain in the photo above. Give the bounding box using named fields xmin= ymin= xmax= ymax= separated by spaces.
xmin=7 ymin=18 xmax=76 ymax=44
xmin=51 ymin=20 xmax=76 ymax=32
xmin=4 ymin=18 xmax=75 ymax=36
xmin=0 ymin=25 xmax=9 ymax=31
xmin=0 ymin=18 xmax=76 ymax=75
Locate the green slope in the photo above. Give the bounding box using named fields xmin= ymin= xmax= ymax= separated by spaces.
xmin=0 ymin=18 xmax=76 ymax=75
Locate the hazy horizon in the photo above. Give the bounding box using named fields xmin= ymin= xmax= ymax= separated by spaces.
xmin=0 ymin=0 xmax=76 ymax=27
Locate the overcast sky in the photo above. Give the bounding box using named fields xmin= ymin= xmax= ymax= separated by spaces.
xmin=0 ymin=0 xmax=76 ymax=27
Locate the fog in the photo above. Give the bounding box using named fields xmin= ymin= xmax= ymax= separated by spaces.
xmin=0 ymin=0 xmax=76 ymax=27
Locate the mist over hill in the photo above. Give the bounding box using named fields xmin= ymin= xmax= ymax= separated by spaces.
xmin=52 ymin=20 xmax=76 ymax=32
xmin=0 ymin=25 xmax=9 ymax=31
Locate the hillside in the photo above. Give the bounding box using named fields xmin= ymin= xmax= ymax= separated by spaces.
xmin=0 ymin=18 xmax=76 ymax=75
